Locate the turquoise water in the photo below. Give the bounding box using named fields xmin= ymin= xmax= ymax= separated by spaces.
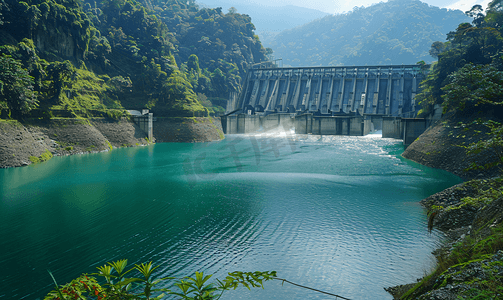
xmin=0 ymin=131 xmax=461 ymax=299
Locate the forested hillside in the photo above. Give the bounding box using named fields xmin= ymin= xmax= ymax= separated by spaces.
xmin=197 ymin=0 xmax=330 ymax=47
xmin=0 ymin=0 xmax=268 ymax=119
xmin=268 ymin=0 xmax=470 ymax=67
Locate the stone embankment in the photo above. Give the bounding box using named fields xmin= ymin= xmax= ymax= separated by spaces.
xmin=0 ymin=117 xmax=224 ymax=168
xmin=387 ymin=112 xmax=503 ymax=299
xmin=153 ymin=117 xmax=224 ymax=143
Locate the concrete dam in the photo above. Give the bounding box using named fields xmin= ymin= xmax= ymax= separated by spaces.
xmin=221 ymin=65 xmax=428 ymax=140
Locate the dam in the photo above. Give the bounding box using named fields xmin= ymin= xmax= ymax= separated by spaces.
xmin=222 ymin=64 xmax=428 ymax=138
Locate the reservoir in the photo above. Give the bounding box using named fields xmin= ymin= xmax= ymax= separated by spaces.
xmin=0 ymin=131 xmax=461 ymax=299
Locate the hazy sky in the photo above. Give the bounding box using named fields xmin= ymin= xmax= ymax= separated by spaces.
xmin=240 ymin=0 xmax=492 ymax=14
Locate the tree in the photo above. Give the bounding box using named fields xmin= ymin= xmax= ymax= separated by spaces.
xmin=0 ymin=0 xmax=5 ymax=26
xmin=429 ymin=41 xmax=445 ymax=59
xmin=462 ymin=120 xmax=503 ymax=173
xmin=228 ymin=7 xmax=237 ymax=14
xmin=187 ymin=54 xmax=201 ymax=74
xmin=441 ymin=63 xmax=503 ymax=112
xmin=46 ymin=61 xmax=76 ymax=102
xmin=0 ymin=54 xmax=37 ymax=115
xmin=466 ymin=4 xmax=485 ymax=27
xmin=210 ymin=68 xmax=226 ymax=96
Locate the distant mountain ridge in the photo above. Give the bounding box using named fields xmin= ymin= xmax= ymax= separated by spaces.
xmin=197 ymin=0 xmax=329 ymax=46
xmin=267 ymin=0 xmax=471 ymax=67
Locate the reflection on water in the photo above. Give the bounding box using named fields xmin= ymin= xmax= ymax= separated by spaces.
xmin=0 ymin=132 xmax=461 ymax=300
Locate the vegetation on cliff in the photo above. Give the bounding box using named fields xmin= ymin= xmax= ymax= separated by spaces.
xmin=0 ymin=0 xmax=268 ymax=119
xmin=416 ymin=1 xmax=503 ymax=117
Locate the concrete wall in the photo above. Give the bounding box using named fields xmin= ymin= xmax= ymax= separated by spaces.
xmin=293 ymin=115 xmax=368 ymax=136
xmin=294 ymin=114 xmax=312 ymax=134
xmin=226 ymin=115 xmax=238 ymax=134
xmin=368 ymin=115 xmax=383 ymax=131
xmin=318 ymin=117 xmax=337 ymax=135
xmin=363 ymin=118 xmax=372 ymax=136
xmin=244 ymin=115 xmax=260 ymax=133
xmin=403 ymin=118 xmax=426 ymax=146
xmin=262 ymin=114 xmax=280 ymax=131
xmin=278 ymin=114 xmax=295 ymax=131
xmin=132 ymin=113 xmax=153 ymax=141
xmin=221 ymin=113 xmax=294 ymax=134
xmin=349 ymin=116 xmax=364 ymax=136
xmin=382 ymin=117 xmax=403 ymax=139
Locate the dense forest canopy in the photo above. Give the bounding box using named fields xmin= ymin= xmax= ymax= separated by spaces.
xmin=0 ymin=0 xmax=268 ymax=118
xmin=416 ymin=0 xmax=503 ymax=117
xmin=267 ymin=0 xmax=471 ymax=67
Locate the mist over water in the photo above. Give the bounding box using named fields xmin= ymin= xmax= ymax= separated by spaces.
xmin=0 ymin=132 xmax=461 ymax=300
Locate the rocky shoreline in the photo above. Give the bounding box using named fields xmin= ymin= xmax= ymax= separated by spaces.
xmin=0 ymin=116 xmax=224 ymax=168
xmin=387 ymin=113 xmax=503 ymax=299
xmin=402 ymin=113 xmax=500 ymax=181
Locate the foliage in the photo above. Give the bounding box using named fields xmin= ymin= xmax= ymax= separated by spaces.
xmin=460 ymin=120 xmax=503 ymax=173
xmin=45 ymin=272 xmax=108 ymax=300
xmin=0 ymin=54 xmax=38 ymax=115
xmin=44 ymin=259 xmax=276 ymax=300
xmin=417 ymin=1 xmax=503 ymax=115
xmin=0 ymin=0 xmax=269 ymax=119
xmin=46 ymin=60 xmax=76 ymax=102
xmin=2 ymin=0 xmax=96 ymax=59
xmin=441 ymin=64 xmax=503 ymax=113
xmin=28 ymin=149 xmax=53 ymax=164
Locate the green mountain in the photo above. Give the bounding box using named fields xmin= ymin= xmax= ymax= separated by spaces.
xmin=267 ymin=0 xmax=471 ymax=67
xmin=0 ymin=0 xmax=268 ymax=118
xmin=197 ymin=1 xmax=330 ymax=46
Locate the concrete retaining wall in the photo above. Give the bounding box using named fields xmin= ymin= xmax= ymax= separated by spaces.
xmin=294 ymin=115 xmax=367 ymax=136
xmin=382 ymin=117 xmax=403 ymax=139
xmin=403 ymin=118 xmax=426 ymax=146
xmin=221 ymin=113 xmax=295 ymax=134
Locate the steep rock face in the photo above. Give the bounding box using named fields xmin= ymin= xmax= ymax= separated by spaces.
xmin=35 ymin=27 xmax=77 ymax=58
xmin=153 ymin=117 xmax=224 ymax=143
xmin=91 ymin=119 xmax=150 ymax=147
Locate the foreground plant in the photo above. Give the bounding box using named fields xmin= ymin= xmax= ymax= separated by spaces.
xmin=44 ymin=259 xmax=353 ymax=299
xmin=44 ymin=259 xmax=276 ymax=300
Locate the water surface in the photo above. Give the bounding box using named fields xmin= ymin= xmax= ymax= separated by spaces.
xmin=0 ymin=131 xmax=461 ymax=299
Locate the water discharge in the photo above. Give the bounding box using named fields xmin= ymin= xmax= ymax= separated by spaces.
xmin=0 ymin=132 xmax=461 ymax=299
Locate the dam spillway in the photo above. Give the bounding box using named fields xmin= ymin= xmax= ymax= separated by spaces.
xmin=231 ymin=65 xmax=427 ymax=116
xmin=222 ymin=65 xmax=428 ymax=136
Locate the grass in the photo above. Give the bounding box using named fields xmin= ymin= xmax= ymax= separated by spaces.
xmin=0 ymin=119 xmax=22 ymax=128
xmin=29 ymin=149 xmax=53 ymax=164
